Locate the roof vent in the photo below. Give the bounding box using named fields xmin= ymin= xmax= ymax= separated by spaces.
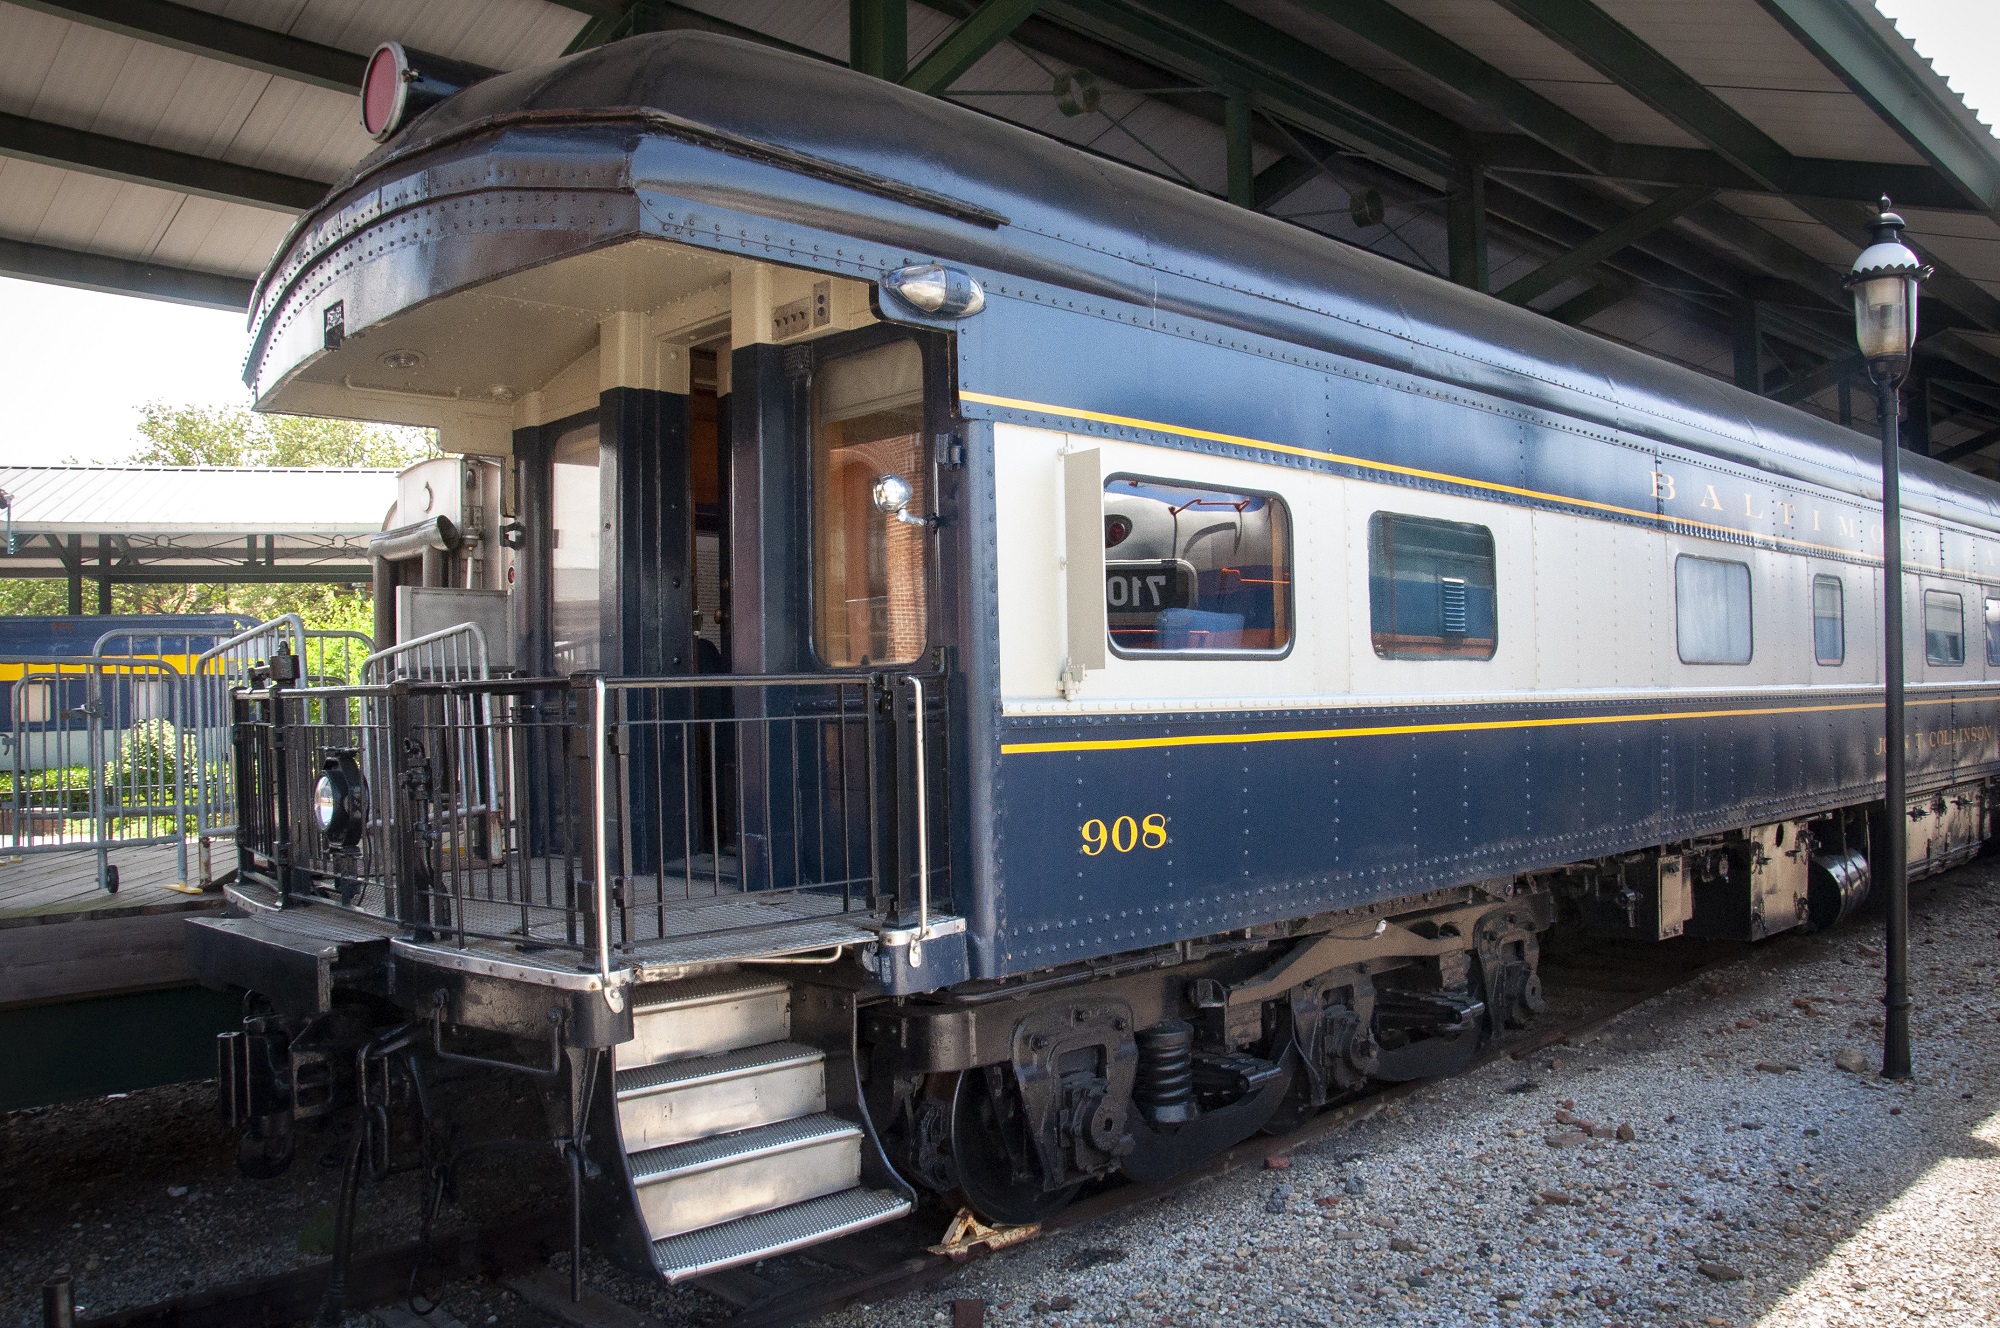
xmin=360 ymin=42 xmax=498 ymax=143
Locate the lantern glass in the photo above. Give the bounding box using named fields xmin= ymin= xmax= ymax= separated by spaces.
xmin=1853 ymin=273 xmax=1916 ymax=362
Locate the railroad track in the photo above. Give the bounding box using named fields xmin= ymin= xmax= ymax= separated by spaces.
xmin=51 ymin=935 xmax=1752 ymax=1328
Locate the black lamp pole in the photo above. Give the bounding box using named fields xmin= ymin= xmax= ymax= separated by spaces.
xmin=1848 ymin=196 xmax=1926 ymax=1082
xmin=1873 ymin=362 xmax=1911 ymax=1081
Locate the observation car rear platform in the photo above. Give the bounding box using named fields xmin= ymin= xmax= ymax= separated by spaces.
xmin=189 ymin=29 xmax=2000 ymax=1294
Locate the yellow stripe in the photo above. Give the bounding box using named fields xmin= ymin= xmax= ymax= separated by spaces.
xmin=999 ymin=694 xmax=1974 ymax=755
xmin=960 ymin=389 xmax=1876 ymax=563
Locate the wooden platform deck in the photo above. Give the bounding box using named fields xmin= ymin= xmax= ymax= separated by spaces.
xmin=0 ymin=842 xmax=225 ymax=1008
xmin=0 ymin=840 xmax=209 ymax=923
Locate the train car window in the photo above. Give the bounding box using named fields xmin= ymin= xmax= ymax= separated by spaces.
xmin=549 ymin=421 xmax=602 ymax=673
xmin=1986 ymin=594 xmax=2000 ymax=666
xmin=1674 ymin=555 xmax=1752 ymax=664
xmin=1103 ymin=477 xmax=1292 ymax=654
xmin=811 ymin=338 xmax=928 ymax=667
xmin=1812 ymin=575 xmax=1845 ymax=666
xmin=1366 ymin=513 xmax=1496 ymax=660
xmin=1924 ymin=589 xmax=1965 ymax=666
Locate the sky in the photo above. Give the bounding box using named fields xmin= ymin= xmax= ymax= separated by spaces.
xmin=0 ymin=0 xmax=1995 ymax=468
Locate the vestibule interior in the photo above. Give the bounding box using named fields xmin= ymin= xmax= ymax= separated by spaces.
xmin=257 ymin=239 xmax=918 ymax=680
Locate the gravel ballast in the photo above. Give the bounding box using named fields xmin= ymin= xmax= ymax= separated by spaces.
xmin=816 ymin=865 xmax=2000 ymax=1328
xmin=6 ymin=864 xmax=1997 ymax=1328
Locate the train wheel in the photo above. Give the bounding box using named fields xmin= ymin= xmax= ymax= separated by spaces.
xmin=948 ymin=1066 xmax=1081 ymax=1226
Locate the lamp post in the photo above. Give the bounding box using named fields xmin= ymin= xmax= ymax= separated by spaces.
xmin=1845 ymin=196 xmax=1929 ymax=1081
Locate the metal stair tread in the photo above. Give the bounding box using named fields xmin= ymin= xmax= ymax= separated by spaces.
xmin=630 ymin=972 xmax=790 ymax=1016
xmin=614 ymin=1040 xmax=823 ymax=1097
xmin=650 ymin=1187 xmax=912 ymax=1283
xmin=627 ymin=1112 xmax=860 ymax=1185
xmin=627 ymin=916 xmax=881 ymax=976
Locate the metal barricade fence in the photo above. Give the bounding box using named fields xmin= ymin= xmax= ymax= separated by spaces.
xmin=81 ymin=616 xmax=374 ymax=886
xmin=0 ymin=655 xmax=192 ymax=891
xmin=184 ymin=616 xmax=306 ymax=855
xmin=359 ymin=623 xmax=489 ymax=684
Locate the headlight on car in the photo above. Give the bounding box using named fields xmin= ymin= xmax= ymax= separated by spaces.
xmin=315 ymin=750 xmax=366 ymax=849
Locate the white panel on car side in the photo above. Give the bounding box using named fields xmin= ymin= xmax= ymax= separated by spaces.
xmin=1606 ymin=519 xmax=1663 ymax=691
xmin=1307 ymin=473 xmax=1351 ymax=701
xmin=1845 ymin=565 xmax=1880 ymax=686
xmin=1530 ymin=508 xmax=1582 ymax=692
xmin=993 ymin=421 xmax=1067 ymax=705
xmin=1761 ymin=544 xmax=1812 ymax=690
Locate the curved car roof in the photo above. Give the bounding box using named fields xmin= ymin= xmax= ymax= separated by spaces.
xmin=280 ymin=31 xmax=2000 ymax=530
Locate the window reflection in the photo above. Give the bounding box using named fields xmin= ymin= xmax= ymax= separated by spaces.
xmin=1103 ymin=477 xmax=1292 ymax=653
xmin=812 ymin=340 xmax=928 ymax=667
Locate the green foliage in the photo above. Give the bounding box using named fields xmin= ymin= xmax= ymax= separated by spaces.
xmin=0 ymin=765 xmax=92 ymax=813
xmin=101 ymin=717 xmax=191 ymax=809
xmin=131 ymin=403 xmax=435 ymax=470
xmin=2 ymin=404 xmax=438 ymax=634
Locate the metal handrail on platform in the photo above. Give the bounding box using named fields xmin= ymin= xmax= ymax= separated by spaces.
xmin=230 ymin=665 xmax=952 ymax=974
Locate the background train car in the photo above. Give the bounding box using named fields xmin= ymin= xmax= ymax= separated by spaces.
xmin=0 ymin=615 xmax=252 ymax=774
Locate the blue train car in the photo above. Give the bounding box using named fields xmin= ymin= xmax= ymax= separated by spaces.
xmin=0 ymin=616 xmax=254 ymax=769
xmin=188 ymin=33 xmax=1997 ymax=1285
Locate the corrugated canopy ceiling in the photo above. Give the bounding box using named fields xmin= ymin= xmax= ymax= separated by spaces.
xmin=3 ymin=0 xmax=1999 ymax=472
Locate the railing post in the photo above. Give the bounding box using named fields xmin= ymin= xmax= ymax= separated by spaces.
xmin=901 ymin=675 xmax=930 ymax=968
xmin=231 ymin=688 xmax=255 ymax=883
xmin=592 ymin=676 xmax=613 ymax=981
xmin=386 ymin=680 xmax=427 ymax=936
xmin=269 ymin=684 xmax=295 ymax=903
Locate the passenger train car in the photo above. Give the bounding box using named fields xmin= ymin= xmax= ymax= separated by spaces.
xmin=190 ymin=32 xmax=2000 ymax=1290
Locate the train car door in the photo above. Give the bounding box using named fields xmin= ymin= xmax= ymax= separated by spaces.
xmin=726 ymin=323 xmax=952 ymax=907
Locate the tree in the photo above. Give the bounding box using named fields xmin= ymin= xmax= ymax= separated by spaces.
xmin=131 ymin=403 xmax=433 ymax=469
xmin=0 ymin=406 xmax=437 ymax=635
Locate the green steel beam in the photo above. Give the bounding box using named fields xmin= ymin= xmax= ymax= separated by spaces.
xmin=1251 ymin=154 xmax=1316 ymax=211
xmin=1755 ymin=0 xmax=2000 ymax=213
xmin=0 ymin=236 xmax=253 ymax=310
xmin=1484 ymin=0 xmax=2000 ymax=335
xmin=1771 ymin=350 xmax=1862 ymax=406
xmin=0 ymin=111 xmax=324 ymax=211
xmin=1936 ymin=421 xmax=2000 ymax=466
xmin=1733 ymin=297 xmax=1767 ymax=391
xmin=905 ymin=0 xmax=1042 ymax=94
xmin=1496 ymin=183 xmax=1713 ymax=305
xmin=1224 ymin=90 xmax=1255 ymax=207
xmin=1291 ymin=0 xmax=1613 ymax=175
xmin=8 ymin=0 xmax=365 ymax=93
xmin=1052 ymin=0 xmax=1462 ymax=186
xmin=1921 ymin=330 xmax=2000 ymax=388
xmin=1788 ymin=194 xmax=2000 ymax=333
xmin=1483 ymin=177 xmax=1727 ymax=301
xmin=1447 ymin=167 xmax=1488 ymax=292
xmin=1548 ymin=281 xmax=1631 ymax=325
xmin=1487 ymin=0 xmax=1792 ymax=190
xmin=851 ymin=0 xmax=908 ymax=80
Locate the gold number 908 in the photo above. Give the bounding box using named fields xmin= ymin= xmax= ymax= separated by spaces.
xmin=1080 ymin=812 xmax=1168 ymax=856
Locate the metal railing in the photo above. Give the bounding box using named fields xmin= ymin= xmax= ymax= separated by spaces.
xmin=360 ymin=623 xmax=489 ymax=684
xmin=151 ymin=617 xmax=372 ymax=880
xmin=0 ymin=655 xmax=194 ymax=890
xmin=0 ymin=617 xmax=374 ymax=893
xmin=232 ymin=668 xmax=951 ymax=974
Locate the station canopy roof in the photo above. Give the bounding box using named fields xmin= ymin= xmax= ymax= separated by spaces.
xmin=0 ymin=464 xmax=396 ymax=582
xmin=5 ymin=1 xmax=2000 ymax=474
